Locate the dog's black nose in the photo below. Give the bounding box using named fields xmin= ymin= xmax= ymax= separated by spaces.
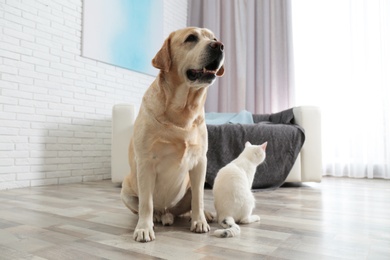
xmin=209 ymin=41 xmax=224 ymax=52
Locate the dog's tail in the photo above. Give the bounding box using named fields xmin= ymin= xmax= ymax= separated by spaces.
xmin=214 ymin=216 xmax=240 ymax=238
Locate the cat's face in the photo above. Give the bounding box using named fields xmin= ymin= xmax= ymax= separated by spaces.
xmin=244 ymin=141 xmax=267 ymax=165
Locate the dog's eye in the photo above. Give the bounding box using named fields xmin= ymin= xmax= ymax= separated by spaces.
xmin=185 ymin=34 xmax=198 ymax=43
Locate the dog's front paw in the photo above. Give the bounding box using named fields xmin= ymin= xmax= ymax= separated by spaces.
xmin=133 ymin=223 xmax=155 ymax=242
xmin=190 ymin=219 xmax=210 ymax=233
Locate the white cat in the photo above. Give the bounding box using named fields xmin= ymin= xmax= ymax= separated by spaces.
xmin=213 ymin=141 xmax=267 ymax=238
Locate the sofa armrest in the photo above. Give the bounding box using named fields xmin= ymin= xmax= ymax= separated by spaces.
xmin=111 ymin=104 xmax=135 ymax=183
xmin=291 ymin=106 xmax=323 ymax=182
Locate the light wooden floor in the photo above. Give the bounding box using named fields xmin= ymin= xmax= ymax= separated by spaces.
xmin=0 ymin=177 xmax=389 ymax=260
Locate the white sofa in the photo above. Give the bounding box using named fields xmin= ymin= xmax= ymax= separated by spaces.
xmin=111 ymin=105 xmax=322 ymax=184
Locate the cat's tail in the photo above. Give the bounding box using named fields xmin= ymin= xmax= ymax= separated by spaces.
xmin=214 ymin=217 xmax=240 ymax=238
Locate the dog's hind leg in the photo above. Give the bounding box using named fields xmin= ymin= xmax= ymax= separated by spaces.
xmin=161 ymin=212 xmax=174 ymax=226
xmin=204 ymin=210 xmax=215 ymax=222
xmin=121 ymin=176 xmax=138 ymax=214
xmin=168 ymin=187 xmax=192 ymax=216
xmin=121 ymin=185 xmax=139 ymax=215
xmin=168 ymin=188 xmax=214 ymax=223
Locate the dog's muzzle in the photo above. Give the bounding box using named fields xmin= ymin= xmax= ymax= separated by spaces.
xmin=186 ymin=41 xmax=224 ymax=83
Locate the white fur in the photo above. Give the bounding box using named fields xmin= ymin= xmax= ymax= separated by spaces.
xmin=213 ymin=141 xmax=267 ymax=238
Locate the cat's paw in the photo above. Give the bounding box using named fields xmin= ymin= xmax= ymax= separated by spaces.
xmin=240 ymin=215 xmax=261 ymax=224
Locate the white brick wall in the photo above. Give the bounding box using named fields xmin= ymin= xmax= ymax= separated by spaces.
xmin=0 ymin=0 xmax=188 ymax=190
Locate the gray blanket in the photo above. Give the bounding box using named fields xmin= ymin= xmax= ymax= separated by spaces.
xmin=206 ymin=108 xmax=305 ymax=190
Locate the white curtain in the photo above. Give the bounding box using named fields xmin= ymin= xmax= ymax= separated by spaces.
xmin=292 ymin=0 xmax=390 ymax=178
xmin=188 ymin=0 xmax=295 ymax=114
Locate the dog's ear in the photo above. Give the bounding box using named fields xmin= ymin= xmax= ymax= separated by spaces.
xmin=152 ymin=37 xmax=171 ymax=72
xmin=216 ymin=65 xmax=225 ymax=77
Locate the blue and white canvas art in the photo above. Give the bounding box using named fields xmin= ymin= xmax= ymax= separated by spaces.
xmin=82 ymin=0 xmax=163 ymax=76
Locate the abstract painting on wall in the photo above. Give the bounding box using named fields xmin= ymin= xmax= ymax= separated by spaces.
xmin=82 ymin=0 xmax=163 ymax=76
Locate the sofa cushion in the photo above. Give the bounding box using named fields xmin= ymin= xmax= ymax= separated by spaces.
xmin=206 ymin=109 xmax=305 ymax=189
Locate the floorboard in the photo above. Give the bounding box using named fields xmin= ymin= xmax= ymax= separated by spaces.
xmin=0 ymin=177 xmax=389 ymax=259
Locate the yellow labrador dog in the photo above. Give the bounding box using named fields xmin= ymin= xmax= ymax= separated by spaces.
xmin=121 ymin=27 xmax=225 ymax=242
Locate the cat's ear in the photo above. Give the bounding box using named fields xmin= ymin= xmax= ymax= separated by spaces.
xmin=260 ymin=142 xmax=267 ymax=151
xmin=245 ymin=141 xmax=252 ymax=147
